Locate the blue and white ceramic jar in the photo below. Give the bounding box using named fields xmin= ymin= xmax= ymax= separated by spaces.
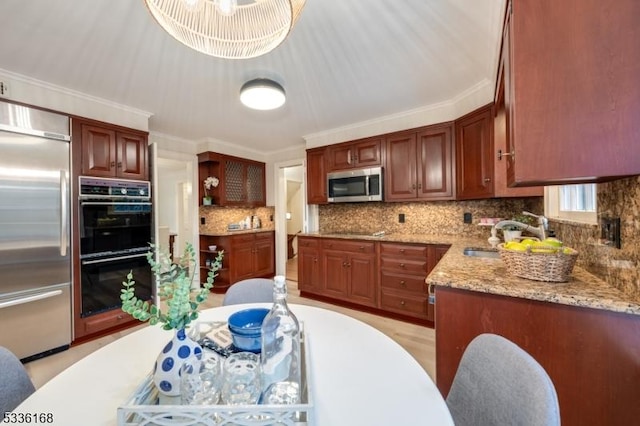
xmin=153 ymin=328 xmax=202 ymax=396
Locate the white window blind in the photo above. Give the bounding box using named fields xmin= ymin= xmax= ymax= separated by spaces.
xmin=545 ymin=184 xmax=597 ymax=224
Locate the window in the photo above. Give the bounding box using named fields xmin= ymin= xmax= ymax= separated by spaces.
xmin=545 ymin=184 xmax=597 ymax=224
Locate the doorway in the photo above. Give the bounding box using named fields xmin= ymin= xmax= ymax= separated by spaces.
xmin=275 ymin=161 xmax=306 ymax=281
xmin=154 ymin=152 xmax=198 ymax=270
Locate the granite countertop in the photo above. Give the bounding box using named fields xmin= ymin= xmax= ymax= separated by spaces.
xmin=301 ymin=232 xmax=640 ymax=316
xmin=200 ymin=229 xmax=274 ymax=237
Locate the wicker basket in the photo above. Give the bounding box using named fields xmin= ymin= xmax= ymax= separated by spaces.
xmin=497 ymin=243 xmax=579 ymax=282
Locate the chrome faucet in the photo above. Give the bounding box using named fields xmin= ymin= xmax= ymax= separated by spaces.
xmin=488 ymin=211 xmax=548 ymax=247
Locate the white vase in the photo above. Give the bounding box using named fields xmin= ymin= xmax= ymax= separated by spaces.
xmin=503 ymin=230 xmax=522 ymax=242
xmin=203 ymin=197 xmax=212 ymax=206
xmin=153 ymin=328 xmax=202 ymax=396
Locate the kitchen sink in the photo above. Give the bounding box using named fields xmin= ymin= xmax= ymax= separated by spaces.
xmin=462 ymin=247 xmax=500 ymax=259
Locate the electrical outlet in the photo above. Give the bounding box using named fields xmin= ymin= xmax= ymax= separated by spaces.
xmin=463 ymin=212 xmax=472 ymax=224
xmin=200 ymin=217 xmax=205 ymax=225
xmin=399 ymin=213 xmax=405 ymax=223
xmin=601 ymin=217 xmax=621 ymax=249
xmin=0 ymin=81 xmax=10 ymax=98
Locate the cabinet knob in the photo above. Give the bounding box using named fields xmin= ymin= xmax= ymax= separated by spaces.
xmin=400 ymin=280 xmax=406 ymax=287
xmin=399 ymin=249 xmax=405 ymax=253
xmin=313 ymin=257 xmax=318 ymax=262
xmin=417 ymin=183 xmax=422 ymax=189
xmin=411 ymin=184 xmax=416 ymax=190
xmin=484 ymin=178 xmax=491 ymax=183
xmin=110 ymin=161 xmax=116 ymax=167
xmin=359 ymin=246 xmax=365 ymax=251
xmin=117 ymin=161 xmax=122 ymax=168
xmin=399 ymin=263 xmax=405 ymax=268
xmin=400 ymin=300 xmax=406 ymax=306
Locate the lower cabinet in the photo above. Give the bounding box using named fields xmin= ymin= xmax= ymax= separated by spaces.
xmin=199 ymin=231 xmax=275 ymax=293
xmin=435 ymin=286 xmax=640 ymax=426
xmin=297 ymin=236 xmax=448 ymax=325
xmin=379 ymin=242 xmax=432 ymax=321
xmin=297 ymin=238 xmax=322 ymax=293
xmin=322 ymin=239 xmax=377 ymax=308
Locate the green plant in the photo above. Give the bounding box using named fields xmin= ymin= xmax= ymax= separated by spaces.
xmin=121 ymin=242 xmax=224 ymax=330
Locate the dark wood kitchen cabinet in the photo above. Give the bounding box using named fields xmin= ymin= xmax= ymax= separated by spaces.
xmin=305 ymin=147 xmax=328 ymax=204
xmin=502 ymin=0 xmax=640 ymax=185
xmin=385 ymin=123 xmax=455 ymax=201
xmin=435 ymin=286 xmax=640 ymax=426
xmin=297 ymin=237 xmax=322 ymax=294
xmin=379 ymin=242 xmax=431 ymax=321
xmin=493 ymin=64 xmax=543 ymax=197
xmin=321 ymin=239 xmax=377 ymax=308
xmin=75 ymin=118 xmax=148 ymax=180
xmin=198 ymin=152 xmax=266 ymax=207
xmin=455 ymin=104 xmax=494 ymax=199
xmin=298 ymin=236 xmax=448 ymax=326
xmin=199 ymin=231 xmax=274 ymax=293
xmin=326 ymin=137 xmax=382 ymax=172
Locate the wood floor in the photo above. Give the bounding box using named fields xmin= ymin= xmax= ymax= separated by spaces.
xmin=24 ymin=257 xmax=436 ymax=390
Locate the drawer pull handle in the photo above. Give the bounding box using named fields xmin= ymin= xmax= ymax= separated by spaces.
xmin=400 ymin=249 xmax=405 ymax=253
xmin=359 ymin=246 xmax=364 ymax=250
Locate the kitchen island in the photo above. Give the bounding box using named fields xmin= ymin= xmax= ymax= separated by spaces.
xmin=426 ymin=237 xmax=640 ymax=426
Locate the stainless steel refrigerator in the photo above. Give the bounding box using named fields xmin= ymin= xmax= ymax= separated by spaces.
xmin=0 ymin=100 xmax=72 ymax=361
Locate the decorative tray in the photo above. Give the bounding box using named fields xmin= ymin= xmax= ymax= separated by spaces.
xmin=117 ymin=323 xmax=314 ymax=426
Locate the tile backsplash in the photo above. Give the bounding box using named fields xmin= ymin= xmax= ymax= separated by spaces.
xmin=319 ymin=198 xmax=543 ymax=239
xmin=552 ymin=176 xmax=640 ymax=299
xmin=199 ymin=206 xmax=275 ymax=233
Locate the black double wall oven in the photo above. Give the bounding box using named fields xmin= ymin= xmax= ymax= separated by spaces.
xmin=79 ymin=176 xmax=153 ymax=318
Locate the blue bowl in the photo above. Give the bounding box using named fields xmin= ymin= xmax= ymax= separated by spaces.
xmin=227 ymin=308 xmax=269 ymax=352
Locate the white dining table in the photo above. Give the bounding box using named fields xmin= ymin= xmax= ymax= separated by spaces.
xmin=15 ymin=304 xmax=453 ymax=425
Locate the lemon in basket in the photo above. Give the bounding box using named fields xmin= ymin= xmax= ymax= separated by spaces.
xmin=542 ymin=237 xmax=563 ymax=248
xmin=531 ymin=241 xmax=558 ymax=253
xmin=504 ymin=241 xmax=527 ymax=252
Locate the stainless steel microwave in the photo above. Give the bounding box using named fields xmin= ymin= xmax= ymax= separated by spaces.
xmin=327 ymin=166 xmax=383 ymax=203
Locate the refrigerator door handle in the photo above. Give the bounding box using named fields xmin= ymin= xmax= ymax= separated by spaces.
xmin=0 ymin=289 xmax=63 ymax=310
xmin=60 ymin=170 xmax=68 ymax=257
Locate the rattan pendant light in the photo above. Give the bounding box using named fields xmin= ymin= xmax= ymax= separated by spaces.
xmin=143 ymin=0 xmax=306 ymax=59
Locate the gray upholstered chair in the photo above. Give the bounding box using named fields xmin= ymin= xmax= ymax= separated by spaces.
xmin=222 ymin=278 xmax=274 ymax=306
xmin=0 ymin=346 xmax=36 ymax=413
xmin=446 ymin=333 xmax=560 ymax=426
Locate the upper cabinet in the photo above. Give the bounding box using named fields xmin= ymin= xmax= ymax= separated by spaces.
xmin=455 ymin=105 xmax=494 ymax=200
xmin=75 ymin=119 xmax=148 ymax=181
xmin=385 ymin=123 xmax=455 ymax=201
xmin=198 ymin=152 xmax=266 ymax=207
xmin=306 ymin=147 xmax=328 ymax=205
xmin=503 ymin=0 xmax=640 ymax=185
xmin=327 ymin=137 xmax=382 ymax=172
xmin=494 ymin=61 xmax=543 ymax=197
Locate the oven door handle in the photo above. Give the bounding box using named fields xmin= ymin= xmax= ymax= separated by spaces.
xmin=81 ymin=252 xmax=149 ymax=265
xmin=80 ymin=201 xmax=152 ymax=206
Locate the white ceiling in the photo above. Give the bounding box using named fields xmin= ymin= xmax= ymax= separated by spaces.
xmin=0 ymin=0 xmax=506 ymax=154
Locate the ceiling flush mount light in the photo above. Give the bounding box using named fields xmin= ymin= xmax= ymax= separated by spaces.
xmin=240 ymin=79 xmax=286 ymax=110
xmin=143 ymin=0 xmax=307 ymax=59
